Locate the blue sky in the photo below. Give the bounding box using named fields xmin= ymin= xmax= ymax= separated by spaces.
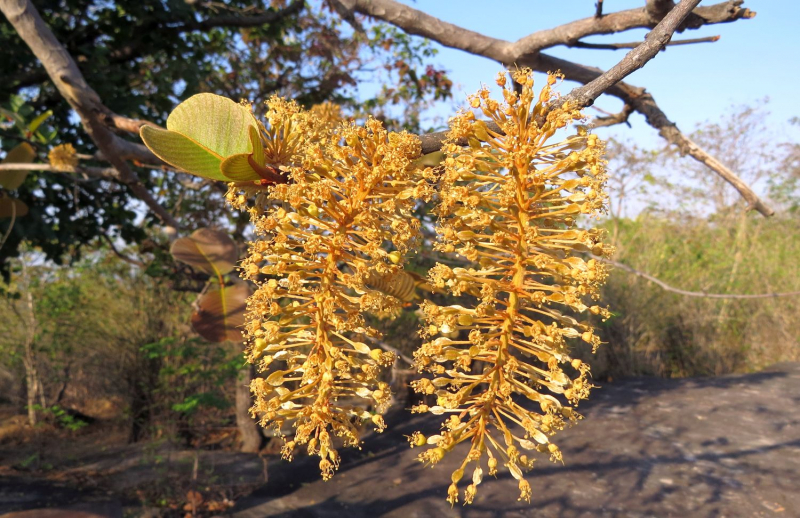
xmin=386 ymin=0 xmax=800 ymax=148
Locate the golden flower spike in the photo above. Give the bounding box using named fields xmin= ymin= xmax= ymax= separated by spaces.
xmin=410 ymin=69 xmax=612 ymax=505
xmin=236 ymin=108 xmax=436 ymax=480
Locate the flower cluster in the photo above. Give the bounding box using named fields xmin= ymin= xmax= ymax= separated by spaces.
xmin=233 ymin=99 xmax=435 ymax=479
xmin=211 ymin=69 xmax=610 ymax=502
xmin=409 ymin=69 xmax=611 ymax=504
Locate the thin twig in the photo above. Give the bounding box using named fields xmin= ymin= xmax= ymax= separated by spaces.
xmin=605 ymin=258 xmax=800 ymax=299
xmin=571 ymin=35 xmax=720 ymax=50
xmin=595 ymin=0 xmax=604 ymax=18
xmin=0 ymin=199 xmax=17 ymax=252
xmin=556 ymin=0 xmax=703 ymax=112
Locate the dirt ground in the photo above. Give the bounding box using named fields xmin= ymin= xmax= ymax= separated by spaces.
xmin=2 ymin=362 xmax=799 ymax=517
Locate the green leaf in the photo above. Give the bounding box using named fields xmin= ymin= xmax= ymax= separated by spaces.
xmin=28 ymin=110 xmax=53 ymax=134
xmin=167 ymin=94 xmax=255 ymax=157
xmin=0 ymin=142 xmax=36 ymax=190
xmin=140 ymin=126 xmax=227 ymax=181
xmin=219 ymin=126 xmax=267 ymax=181
xmin=140 ymin=93 xmax=257 ymax=180
xmin=191 ymin=282 xmax=250 ymax=343
xmin=170 ymin=227 xmax=239 ymax=276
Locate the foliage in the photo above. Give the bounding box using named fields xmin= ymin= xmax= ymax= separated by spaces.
xmin=30 ymin=403 xmax=89 ymax=432
xmin=141 ymin=336 xmax=239 ymax=419
xmin=0 ymin=0 xmax=451 ymax=278
xmin=599 ymin=213 xmax=800 ymax=377
xmin=142 ymin=69 xmax=610 ymax=504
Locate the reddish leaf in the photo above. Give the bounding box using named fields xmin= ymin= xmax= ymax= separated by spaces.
xmin=191 ymin=282 xmax=250 ymax=342
xmin=170 ymin=228 xmax=238 ymax=276
xmin=0 ymin=197 xmax=29 ymax=219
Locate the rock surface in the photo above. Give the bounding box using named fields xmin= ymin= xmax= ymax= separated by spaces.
xmin=232 ymin=363 xmax=800 ymax=518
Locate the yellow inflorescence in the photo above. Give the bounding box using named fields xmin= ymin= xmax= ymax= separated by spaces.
xmin=232 ymin=99 xmax=436 ymax=480
xmin=48 ymin=143 xmax=78 ymax=171
xmin=226 ymin=69 xmax=610 ymax=501
xmin=409 ymin=69 xmax=611 ymax=504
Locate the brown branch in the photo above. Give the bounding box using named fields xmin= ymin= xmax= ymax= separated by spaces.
xmin=592 ymin=104 xmax=634 ymax=128
xmin=511 ymin=0 xmax=750 ymax=55
xmin=606 ymin=259 xmax=800 ymax=299
xmin=354 ymin=0 xmax=770 ymax=216
xmin=351 ymin=0 xmax=514 ymax=63
xmin=0 ymin=162 xmax=120 ymax=180
xmin=100 ymin=234 xmax=145 ymax=267
xmin=533 ymin=53 xmax=774 ymax=216
xmin=554 ymin=0 xmax=703 ymax=112
xmin=6 ymin=0 xmax=306 ymax=90
xmin=180 ymin=0 xmax=304 ymax=31
xmin=571 ymin=35 xmax=719 ymax=50
xmin=1 ymin=0 xmax=180 ymax=231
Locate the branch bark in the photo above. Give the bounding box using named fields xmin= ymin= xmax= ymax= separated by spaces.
xmin=1 ymin=0 xmax=180 ymax=231
xmin=570 ymin=35 xmax=719 ymax=50
xmin=555 ymin=0 xmax=703 ymax=112
xmin=354 ymin=0 xmax=771 ymax=216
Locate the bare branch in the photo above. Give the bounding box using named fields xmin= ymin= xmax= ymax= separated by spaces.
xmin=533 ymin=53 xmax=774 ymax=216
xmin=511 ymin=0 xmax=750 ymax=55
xmin=606 ymin=259 xmax=800 ymax=299
xmin=351 ymin=0 xmax=513 ymax=63
xmin=571 ymin=35 xmax=719 ymax=50
xmin=180 ymin=0 xmax=304 ymax=31
xmin=0 ymin=162 xmax=119 ymax=180
xmin=555 ymin=0 xmax=702 ymax=112
xmin=353 ymin=0 xmax=770 ymax=216
xmin=0 ymin=0 xmax=180 ymax=231
xmin=592 ymin=104 xmax=634 ymax=128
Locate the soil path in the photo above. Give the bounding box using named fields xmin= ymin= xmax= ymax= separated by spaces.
xmin=232 ymin=362 xmax=800 ymax=518
xmin=1 ymin=363 xmax=798 ymax=517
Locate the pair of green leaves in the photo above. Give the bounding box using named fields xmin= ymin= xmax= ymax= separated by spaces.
xmin=140 ymin=94 xmax=282 ymax=184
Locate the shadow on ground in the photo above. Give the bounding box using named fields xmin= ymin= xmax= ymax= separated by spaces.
xmin=233 ymin=362 xmax=800 ymax=518
xmin=1 ymin=363 xmax=798 ymax=517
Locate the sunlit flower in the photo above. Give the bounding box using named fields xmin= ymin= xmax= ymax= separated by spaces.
xmin=410 ymin=69 xmax=611 ymax=504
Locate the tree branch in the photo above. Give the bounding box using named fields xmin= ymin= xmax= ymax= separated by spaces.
xmin=592 ymin=103 xmax=634 ymax=128
xmin=0 ymin=0 xmax=180 ymax=232
xmin=533 ymin=53 xmax=774 ymax=216
xmin=353 ymin=0 xmax=771 ymax=216
xmin=554 ymin=0 xmax=702 ymax=112
xmin=570 ymin=35 xmax=719 ymax=50
xmin=180 ymin=0 xmax=304 ymax=31
xmin=606 ymin=259 xmax=800 ymax=299
xmin=6 ymin=1 xmax=305 ymax=91
xmin=511 ymin=0 xmax=750 ymax=55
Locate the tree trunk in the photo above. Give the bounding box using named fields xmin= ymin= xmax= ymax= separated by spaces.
xmin=24 ymin=358 xmax=38 ymax=427
xmin=236 ymin=365 xmax=263 ymax=453
xmin=22 ymin=284 xmax=39 ymax=427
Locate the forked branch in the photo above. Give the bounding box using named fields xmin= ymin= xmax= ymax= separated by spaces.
xmin=354 ymin=0 xmax=772 ymax=216
xmin=0 ymin=0 xmax=180 ymax=230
